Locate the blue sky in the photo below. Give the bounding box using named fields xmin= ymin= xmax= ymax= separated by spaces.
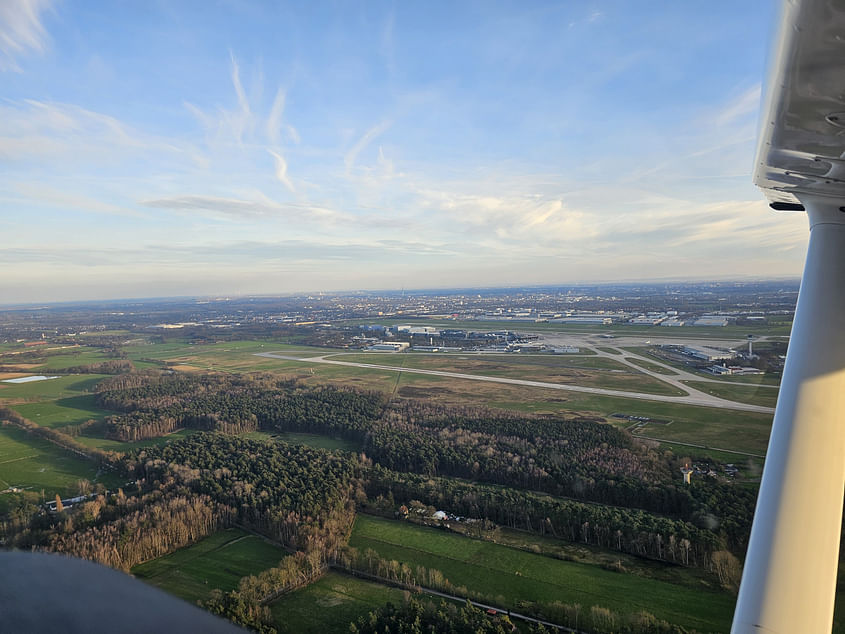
xmin=0 ymin=0 xmax=807 ymax=302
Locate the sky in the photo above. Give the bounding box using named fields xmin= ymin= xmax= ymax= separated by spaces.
xmin=0 ymin=0 xmax=809 ymax=303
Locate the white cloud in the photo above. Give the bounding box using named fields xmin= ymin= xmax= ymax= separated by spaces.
xmin=267 ymin=149 xmax=295 ymax=193
xmin=0 ymin=0 xmax=52 ymax=72
xmin=139 ymin=193 xmax=351 ymax=226
xmin=266 ymin=87 xmax=286 ymax=145
xmin=0 ymin=99 xmax=194 ymax=164
xmin=6 ymin=183 xmax=147 ymax=218
xmin=345 ymin=120 xmax=392 ymax=170
xmin=713 ymin=84 xmax=761 ymax=127
xmin=265 ymin=87 xmax=300 ymax=146
xmin=228 ymin=51 xmax=252 ymax=143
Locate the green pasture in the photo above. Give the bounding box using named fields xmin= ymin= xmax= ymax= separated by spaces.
xmin=0 ymin=375 xmax=106 ymax=402
xmin=348 ymin=514 xmax=734 ymax=632
xmin=132 ymin=528 xmax=286 ymax=603
xmin=12 ymin=395 xmax=115 ymax=431
xmin=271 ymin=571 xmax=407 ymax=634
xmin=0 ymin=424 xmax=122 ymax=496
xmin=33 ymin=349 xmax=110 ymax=370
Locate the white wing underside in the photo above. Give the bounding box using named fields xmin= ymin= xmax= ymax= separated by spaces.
xmin=755 ymin=0 xmax=845 ymax=208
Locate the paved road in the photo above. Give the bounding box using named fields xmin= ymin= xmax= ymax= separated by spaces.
xmin=254 ymin=352 xmax=775 ymax=414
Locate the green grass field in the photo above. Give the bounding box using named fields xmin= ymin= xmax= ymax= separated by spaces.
xmin=348 ymin=514 xmax=734 ymax=632
xmin=271 ymin=571 xmax=408 ymax=634
xmin=596 ymin=346 xmax=623 ymax=355
xmin=132 ymin=528 xmax=286 ymax=603
xmin=32 ymin=349 xmax=111 ymax=370
xmin=681 ymin=381 xmax=779 ymax=409
xmin=330 ymin=352 xmax=625 ymax=370
xmin=0 ymin=375 xmax=106 ymax=401
xmin=0 ymin=424 xmax=122 ymax=496
xmin=123 ymin=340 xmax=331 ymax=371
xmin=624 ymin=357 xmax=679 ymax=375
xmin=312 ymin=352 xmax=687 ymax=397
xmin=12 ymin=395 xmax=115 ymax=430
xmin=712 ymin=373 xmax=781 ymax=386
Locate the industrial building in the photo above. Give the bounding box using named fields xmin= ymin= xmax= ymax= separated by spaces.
xmin=693 ymin=315 xmax=729 ymax=327
xmin=705 ymin=365 xmax=765 ymax=376
xmin=549 ymin=316 xmax=613 ymax=325
xmin=367 ymin=342 xmax=410 ymax=351
xmin=681 ymin=345 xmax=735 ymax=362
xmin=550 ymin=346 xmax=581 ymax=354
xmin=629 ymin=314 xmax=667 ymax=325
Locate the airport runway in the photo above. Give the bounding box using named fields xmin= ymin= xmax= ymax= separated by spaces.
xmin=254 ymin=351 xmax=775 ymax=414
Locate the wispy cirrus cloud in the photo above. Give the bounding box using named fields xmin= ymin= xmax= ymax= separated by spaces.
xmin=139 ymin=193 xmax=349 ymax=225
xmin=0 ymin=99 xmax=199 ymax=166
xmin=266 ymin=87 xmax=299 ymax=146
xmin=267 ymin=149 xmax=295 ymax=193
xmin=713 ymin=83 xmax=761 ymax=127
xmin=0 ymin=0 xmax=52 ymax=72
xmin=345 ymin=120 xmax=392 ymax=170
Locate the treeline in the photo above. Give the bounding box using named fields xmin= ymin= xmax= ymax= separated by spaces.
xmin=365 ymin=467 xmax=720 ymax=568
xmin=350 ymin=599 xmax=522 ymax=634
xmin=205 ymin=548 xmax=327 ymax=633
xmin=131 ymin=435 xmax=361 ymax=631
xmin=367 ymin=402 xmax=680 ymax=513
xmin=133 ymin=435 xmax=359 ymax=553
xmin=366 ymin=402 xmax=756 ymax=548
xmin=96 ymin=374 xmax=384 ymax=442
xmin=350 ymin=598 xmax=695 ymax=634
xmin=48 ymin=494 xmax=226 ymax=571
xmin=55 ymin=360 xmax=134 ymax=375
xmin=0 ymin=409 xmax=120 ymax=468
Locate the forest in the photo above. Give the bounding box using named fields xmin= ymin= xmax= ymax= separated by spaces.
xmin=1 ymin=370 xmax=758 ymax=632
xmin=95 ymin=373 xmax=756 ymax=550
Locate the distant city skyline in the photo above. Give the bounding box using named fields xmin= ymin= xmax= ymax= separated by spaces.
xmin=1 ymin=0 xmax=810 ymax=303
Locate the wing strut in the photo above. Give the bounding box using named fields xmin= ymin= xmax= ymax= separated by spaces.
xmin=734 ymin=0 xmax=845 ymax=630
xmin=732 ymin=197 xmax=845 ymax=633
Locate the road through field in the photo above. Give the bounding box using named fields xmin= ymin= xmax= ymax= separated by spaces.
xmin=254 ymin=352 xmax=775 ymax=414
